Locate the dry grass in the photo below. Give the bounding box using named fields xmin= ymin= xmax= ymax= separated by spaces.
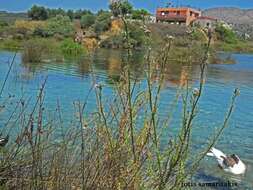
xmin=14 ymin=20 xmax=47 ymax=33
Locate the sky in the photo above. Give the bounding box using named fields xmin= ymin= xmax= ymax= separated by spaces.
xmin=1 ymin=0 xmax=253 ymax=13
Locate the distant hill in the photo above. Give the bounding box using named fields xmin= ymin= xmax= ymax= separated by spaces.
xmin=203 ymin=7 xmax=253 ymax=38
xmin=203 ymin=7 xmax=253 ymax=24
xmin=0 ymin=11 xmax=28 ymax=23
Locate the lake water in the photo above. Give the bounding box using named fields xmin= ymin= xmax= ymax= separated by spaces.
xmin=0 ymin=49 xmax=252 ymax=189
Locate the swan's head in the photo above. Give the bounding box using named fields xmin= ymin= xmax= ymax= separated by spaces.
xmin=231 ymin=154 xmax=240 ymax=164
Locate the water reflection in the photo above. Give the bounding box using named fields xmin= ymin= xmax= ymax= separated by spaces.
xmin=1 ymin=50 xmax=253 ymax=189
xmin=21 ymin=49 xmax=248 ymax=89
xmin=20 ymin=49 xmax=201 ymax=87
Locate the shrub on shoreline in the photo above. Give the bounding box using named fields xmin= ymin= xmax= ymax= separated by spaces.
xmin=21 ymin=38 xmax=63 ymax=63
xmin=94 ymin=11 xmax=112 ymax=34
xmin=80 ymin=14 xmax=96 ymax=29
xmin=46 ymin=15 xmax=75 ymax=37
xmin=22 ymin=39 xmax=46 ymax=63
xmin=60 ymin=38 xmax=86 ymax=56
xmin=0 ymin=38 xmax=22 ymax=50
xmin=215 ymin=23 xmax=238 ymax=44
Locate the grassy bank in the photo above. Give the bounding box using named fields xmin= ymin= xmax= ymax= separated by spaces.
xmin=1 ymin=2 xmax=253 ymax=65
xmin=213 ymin=22 xmax=253 ymax=53
xmin=214 ymin=40 xmax=253 ymax=53
xmin=2 ymin=4 xmax=253 ymax=63
xmin=0 ymin=38 xmax=56 ymax=51
xmin=0 ymin=37 xmax=87 ymax=62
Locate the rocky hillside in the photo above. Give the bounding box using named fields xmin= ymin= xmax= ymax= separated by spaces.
xmin=203 ymin=7 xmax=253 ymax=38
xmin=0 ymin=11 xmax=27 ymax=23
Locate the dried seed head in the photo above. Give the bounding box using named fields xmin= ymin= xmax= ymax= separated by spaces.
xmin=94 ymin=83 xmax=102 ymax=90
xmin=193 ymin=88 xmax=200 ymax=97
xmin=234 ymin=88 xmax=240 ymax=96
xmin=166 ymin=35 xmax=174 ymax=40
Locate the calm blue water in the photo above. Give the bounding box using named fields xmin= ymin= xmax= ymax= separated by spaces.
xmin=0 ymin=50 xmax=252 ymax=189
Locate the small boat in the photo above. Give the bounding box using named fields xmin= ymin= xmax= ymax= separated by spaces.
xmin=207 ymin=147 xmax=246 ymax=175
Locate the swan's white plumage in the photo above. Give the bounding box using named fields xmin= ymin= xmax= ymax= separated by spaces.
xmin=227 ymin=159 xmax=246 ymax=175
xmin=207 ymin=147 xmax=246 ymax=175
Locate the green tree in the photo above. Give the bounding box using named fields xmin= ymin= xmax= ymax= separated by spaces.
xmin=46 ymin=15 xmax=74 ymax=37
xmin=47 ymin=8 xmax=66 ymax=18
xmin=109 ymin=0 xmax=133 ymax=17
xmin=67 ymin=10 xmax=74 ymax=20
xmin=132 ymin=9 xmax=150 ymax=21
xmin=28 ymin=5 xmax=49 ymax=20
xmin=215 ymin=23 xmax=238 ymax=44
xmin=128 ymin=22 xmax=148 ymax=47
xmin=94 ymin=11 xmax=112 ymax=34
xmin=120 ymin=1 xmax=133 ymax=15
xmin=80 ymin=14 xmax=96 ymax=28
xmin=74 ymin=9 xmax=93 ymax=19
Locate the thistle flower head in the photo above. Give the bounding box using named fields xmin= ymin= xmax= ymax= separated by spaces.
xmin=193 ymin=88 xmax=200 ymax=97
xmin=166 ymin=35 xmax=174 ymax=40
xmin=234 ymin=88 xmax=240 ymax=96
xmin=94 ymin=83 xmax=103 ymax=90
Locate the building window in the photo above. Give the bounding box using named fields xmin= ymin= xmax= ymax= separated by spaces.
xmin=177 ymin=11 xmax=180 ymax=15
xmin=190 ymin=11 xmax=193 ymax=16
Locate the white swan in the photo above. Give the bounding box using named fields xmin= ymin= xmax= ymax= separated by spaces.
xmin=207 ymin=147 xmax=246 ymax=175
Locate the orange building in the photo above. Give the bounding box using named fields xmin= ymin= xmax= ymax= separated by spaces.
xmin=156 ymin=7 xmax=201 ymax=26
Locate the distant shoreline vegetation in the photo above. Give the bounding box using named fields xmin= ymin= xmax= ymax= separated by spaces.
xmin=1 ymin=1 xmax=253 ymax=63
xmin=0 ymin=3 xmax=150 ymax=52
